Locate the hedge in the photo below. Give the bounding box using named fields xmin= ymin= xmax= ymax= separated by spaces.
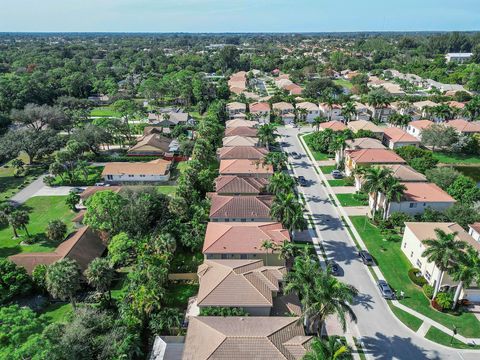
xmin=408 ymin=268 xmax=428 ymax=287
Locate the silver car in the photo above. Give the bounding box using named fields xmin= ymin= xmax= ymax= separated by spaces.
xmin=377 ymin=280 xmax=395 ymax=299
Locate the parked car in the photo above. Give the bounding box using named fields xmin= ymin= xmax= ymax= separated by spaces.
xmin=359 ymin=250 xmax=374 ymax=265
xmin=290 ymin=151 xmax=301 ymax=159
xmin=331 ymin=170 xmax=343 ymax=179
xmin=70 ymin=187 xmax=84 ymax=194
xmin=326 ymin=260 xmax=340 ymax=276
xmin=377 ymin=280 xmax=395 ymax=299
xmin=297 ymin=176 xmax=308 ymax=186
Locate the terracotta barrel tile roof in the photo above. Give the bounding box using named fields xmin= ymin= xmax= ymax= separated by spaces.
xmin=215 ymin=175 xmax=269 ymax=195
xmin=102 ymin=159 xmax=171 ymax=176
xmin=224 ymin=126 xmax=258 ymax=137
xmin=219 ymin=159 xmax=273 ymax=176
xmin=347 ymin=149 xmax=406 ymax=164
xmin=209 ymin=194 xmax=274 ymax=220
xmin=217 ymin=146 xmax=268 ymax=160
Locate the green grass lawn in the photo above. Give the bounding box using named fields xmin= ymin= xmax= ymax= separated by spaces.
xmin=90 ymin=106 xmax=121 ymax=118
xmin=432 ymin=152 xmax=480 ymax=165
xmin=156 ymin=185 xmax=177 ymax=195
xmin=333 ymin=79 xmax=354 ymax=90
xmin=0 ymin=196 xmax=76 ymax=258
xmin=328 ymin=179 xmax=353 ymax=187
xmin=40 ymin=302 xmax=73 ymax=324
xmin=320 ymin=165 xmax=337 ymax=174
xmin=302 ymin=133 xmax=332 ymax=161
xmin=164 ymin=283 xmax=199 ymax=310
xmin=0 ymin=161 xmax=45 ymax=202
xmin=336 ymin=193 xmax=368 ymax=207
xmin=389 ymin=303 xmax=423 ymax=331
xmin=51 ymin=166 xmax=103 ymax=186
xmin=350 ymin=216 xmax=480 ymax=338
xmin=425 ymin=327 xmax=480 ymax=349
xmin=454 ymin=165 xmax=480 ymax=182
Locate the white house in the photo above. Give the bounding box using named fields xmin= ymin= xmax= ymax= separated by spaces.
xmin=401 ymin=222 xmax=480 ymax=302
xmin=226 ymin=102 xmax=246 ymax=119
xmin=469 ymin=223 xmax=480 ymax=242
xmin=296 ymin=102 xmax=320 ymax=123
xmin=249 ymin=102 xmax=270 ymax=124
xmin=445 ymin=53 xmax=473 ymax=63
xmin=406 ymin=120 xmax=434 ymax=140
xmin=102 ymin=159 xmax=172 ymax=183
xmin=319 ymin=103 xmax=344 ymax=121
xmin=272 ymin=102 xmax=295 ymax=124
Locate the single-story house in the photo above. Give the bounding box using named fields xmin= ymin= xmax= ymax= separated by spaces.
xmin=128 ymin=134 xmax=175 ymax=156
xmin=445 ymin=119 xmax=480 ymax=134
xmin=272 ymin=102 xmax=295 ymax=125
xmin=371 ymin=182 xmax=455 ymax=218
xmin=345 ymin=148 xmax=406 ymax=176
xmin=217 ymin=146 xmax=268 ymax=160
xmin=224 ymin=126 xmax=258 ymax=138
xmin=102 ymin=159 xmax=172 ymax=183
xmin=382 ymin=127 xmax=421 ymax=149
xmin=182 ymin=316 xmax=311 ymax=360
xmin=78 ymin=186 xmax=123 ymax=209
xmin=222 ymin=135 xmax=259 ymax=147
xmin=215 ymin=175 xmax=269 ymax=195
xmin=401 ymin=222 xmax=480 ymax=302
xmin=9 ymin=226 xmax=106 ymax=275
xmin=468 ymin=223 xmax=480 ymax=242
xmin=347 ymin=120 xmax=384 ymax=138
xmin=320 ymin=121 xmax=347 ymax=132
xmin=225 ymin=119 xmax=258 ymax=128
xmin=319 ymin=103 xmax=344 ymax=121
xmin=296 ymin=102 xmax=319 ymax=123
xmin=219 ymin=159 xmax=274 ymax=178
xmin=226 ymin=102 xmax=247 ymax=119
xmin=354 ymin=164 xmax=426 ymax=191
xmin=209 ymin=194 xmax=274 ymax=222
xmin=196 ymin=259 xmax=300 ymax=316
xmin=249 ymin=102 xmax=271 ymax=124
xmin=203 ymin=222 xmax=290 ymax=266
xmin=406 ymin=120 xmax=434 ymax=140
xmin=148 ymin=111 xmax=192 ymax=127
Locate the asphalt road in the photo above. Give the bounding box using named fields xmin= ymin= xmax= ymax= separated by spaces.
xmin=279 ymin=126 xmax=475 ymax=360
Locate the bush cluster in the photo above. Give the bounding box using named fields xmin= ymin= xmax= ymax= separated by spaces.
xmin=408 ymin=268 xmax=427 ymax=287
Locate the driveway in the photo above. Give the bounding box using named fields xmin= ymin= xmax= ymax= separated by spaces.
xmin=279 ymin=127 xmax=474 ymax=360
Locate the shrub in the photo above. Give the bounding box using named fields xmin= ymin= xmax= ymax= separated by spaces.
xmin=46 ymin=220 xmax=67 ymax=243
xmin=435 ymin=292 xmax=453 ymax=311
xmin=199 ymin=307 xmax=248 ymax=316
xmin=408 ymin=268 xmax=427 ymax=287
xmin=423 ymin=284 xmax=434 ymax=299
xmin=43 ymin=175 xmax=55 ymax=186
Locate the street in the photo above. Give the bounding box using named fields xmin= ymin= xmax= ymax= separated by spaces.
xmin=279 ymin=126 xmax=475 ymax=360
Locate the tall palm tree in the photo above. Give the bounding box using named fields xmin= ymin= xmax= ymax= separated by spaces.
xmin=267 ymin=172 xmax=295 ymax=195
xmin=450 ymin=246 xmax=480 ymax=309
xmin=270 ymin=192 xmax=307 ymax=233
xmin=341 ymin=102 xmax=356 ymax=124
xmin=263 ymin=151 xmax=287 ymax=172
xmin=261 ymin=239 xmax=275 ymax=266
xmin=462 ymin=98 xmax=480 ymax=120
xmin=361 ymin=166 xmax=393 ymax=218
xmin=367 ymin=91 xmax=390 ymax=120
xmin=324 ymin=95 xmax=336 ymax=121
xmin=277 ymin=240 xmax=297 ymax=263
xmin=422 ymin=229 xmax=467 ymax=299
xmin=312 ymin=116 xmax=327 ymax=132
xmin=380 ymin=176 xmax=407 ymax=220
xmin=303 ymin=337 xmax=351 ymax=360
xmin=297 ymin=108 xmax=308 ymax=123
xmin=257 ymin=123 xmax=278 ymax=149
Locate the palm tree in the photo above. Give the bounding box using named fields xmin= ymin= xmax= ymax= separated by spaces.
xmin=422 ymin=229 xmax=467 ymax=299
xmin=297 ymin=108 xmax=308 ymax=123
xmin=84 ymin=257 xmax=115 ymax=301
xmin=277 ymin=240 xmax=297 ymax=265
xmin=270 ymin=192 xmax=307 ymax=233
xmin=432 ymin=104 xmax=453 ymax=121
xmin=261 ymin=239 xmax=275 ymax=266
xmin=312 ymin=116 xmax=327 ymax=132
xmin=9 ymin=210 xmax=30 ymax=237
xmin=380 ymin=176 xmax=407 ymax=220
xmin=450 ymin=246 xmax=480 ymax=309
xmin=341 ymin=102 xmax=356 ymax=124
xmin=462 ymin=98 xmax=480 ymax=120
xmin=367 ymin=91 xmax=390 ymax=120
xmin=303 ymin=337 xmax=351 ymax=360
xmin=257 ymin=123 xmax=278 ymax=149
xmin=267 ymin=172 xmax=295 ymax=195
xmin=46 ymin=258 xmax=81 ymax=309
xmin=263 ymin=151 xmax=287 ymax=172
xmin=324 ymin=95 xmax=336 ymax=121
xmin=361 ymin=166 xmax=392 ymax=218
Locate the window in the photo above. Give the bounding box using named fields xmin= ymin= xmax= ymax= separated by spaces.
xmin=403 ymin=242 xmax=407 ymax=248
xmin=425 ymin=271 xmax=431 ymax=281
xmin=240 ymin=254 xmax=247 ymax=259
xmin=107 ymin=175 xmax=113 ymax=180
xmin=410 ymin=251 xmax=414 ymax=258
xmin=140 ymin=175 xmax=146 ymax=178
xmin=221 ymin=254 xmax=228 ymax=259
xmin=128 ymin=175 xmax=134 ymax=178
xmin=409 ymin=203 xmax=417 ymax=208
xmin=416 ymin=259 xmax=422 ymax=268
xmin=241 ymin=218 xmax=247 ymax=222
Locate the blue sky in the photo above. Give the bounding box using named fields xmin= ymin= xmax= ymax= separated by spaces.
xmin=1 ymin=0 xmax=479 ymax=32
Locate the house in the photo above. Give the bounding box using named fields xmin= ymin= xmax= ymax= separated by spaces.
xmin=219 ymin=159 xmax=273 ymax=178
xmin=296 ymin=102 xmax=319 ymax=123
xmin=128 ymin=134 xmax=175 ymax=156
xmin=445 ymin=53 xmax=473 ymax=63
xmin=182 ymin=316 xmax=311 ymax=360
xmin=217 ymin=146 xmax=268 ymax=160
xmin=354 ymin=102 xmax=371 ymax=121
xmin=345 ymin=148 xmax=405 ymax=176
xmin=379 ymin=82 xmax=406 ymax=97
xmin=382 ymin=127 xmax=421 ymax=149
xmin=445 ymin=119 xmax=480 ymax=134
xmin=102 ymin=159 xmax=172 ymax=183
xmin=412 ymin=101 xmax=438 ymax=120
xmin=150 ymin=336 xmax=184 ymax=360
xmin=203 ymin=222 xmax=290 ymax=265
xmin=249 ymin=102 xmax=271 ymax=124
xmin=215 ymin=176 xmax=269 ymax=195
xmin=347 ymin=120 xmax=384 ymax=138
xmin=196 ymin=259 xmax=300 ymax=316
xmin=226 ymin=119 xmax=257 ymax=128
xmin=209 ymin=194 xmax=274 ymax=222
xmin=319 ymin=121 xmax=347 ymax=132
xmin=285 ymin=83 xmax=303 ymax=96
xmin=468 ymin=223 xmax=480 ymax=242
xmin=319 ymin=103 xmax=344 ymax=121
xmin=226 ymin=102 xmax=247 ymax=119
xmin=9 ymin=227 xmax=106 ymax=275
xmin=354 ymin=164 xmax=426 ymax=191
xmin=406 ymin=120 xmax=434 ymax=140
xmin=401 ymin=222 xmax=480 ymax=302
xmin=222 ymin=136 xmax=259 ymax=147
xmin=372 ymin=182 xmax=455 ymax=218
xmin=365 ymin=104 xmax=395 ymax=123
xmin=335 ymin=137 xmax=386 ymax=164
xmin=148 ymin=112 xmax=192 ymax=127
xmin=224 ymin=126 xmax=258 ymax=138
xmin=78 ymin=186 xmax=123 ymax=209
xmin=272 ymin=102 xmax=295 ymax=125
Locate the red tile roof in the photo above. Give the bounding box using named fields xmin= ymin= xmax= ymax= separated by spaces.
xmin=215 ymin=176 xmax=269 ymax=195
xmin=445 ymin=119 xmax=480 ymax=133
xmin=217 ymin=146 xmax=269 ymax=160
xmin=383 ymin=127 xmax=421 ymax=144
xmin=209 ymin=194 xmax=274 ymax=220
xmin=250 ymin=102 xmax=270 ymax=112
xmin=401 ymin=182 xmax=456 ymax=203
xmin=348 ymin=149 xmax=406 ymax=164
xmin=219 ymin=159 xmax=274 ymax=176
xmin=224 ymin=127 xmax=258 ymax=137
xmin=320 ymin=121 xmax=347 ymax=131
xmin=408 ymin=120 xmax=433 ymax=130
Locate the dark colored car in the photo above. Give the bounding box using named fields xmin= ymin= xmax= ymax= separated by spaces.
xmin=291 ymin=151 xmax=301 ymax=159
xmin=359 ymin=250 xmax=374 ymax=265
xmin=331 ymin=170 xmax=343 ymax=179
xmin=377 ymin=280 xmax=395 ymax=299
xmin=297 ymin=176 xmax=308 ymax=186
xmin=326 ymin=260 xmax=340 ymax=276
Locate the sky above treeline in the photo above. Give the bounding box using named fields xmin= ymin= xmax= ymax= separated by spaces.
xmin=1 ymin=0 xmax=479 ymax=33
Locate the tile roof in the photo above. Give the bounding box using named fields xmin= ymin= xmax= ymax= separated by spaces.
xmin=225 ymin=119 xmax=257 ymax=128
xmin=408 ymin=120 xmax=434 ymax=130
xmin=348 ymin=149 xmax=406 ymax=164
xmin=445 ymin=119 xmax=480 ymax=133
xmin=196 ymin=259 xmax=286 ymax=308
xmin=222 ymin=136 xmax=258 ymax=147
xmin=273 ymin=102 xmax=295 ymax=111
xmin=405 ymin=222 xmax=480 ymax=252
xmin=412 ymin=100 xmax=438 ymax=109
xmin=79 ymin=186 xmax=122 ymax=201
xmin=226 ymin=102 xmax=247 ymax=111
xmin=128 ymin=133 xmax=172 ymax=154
xmin=215 ymin=176 xmax=269 ymax=195
xmin=379 ymin=165 xmax=427 ymax=182
xmin=102 ymin=159 xmax=171 ymax=176
xmin=224 ymin=127 xmax=258 ymax=137
xmin=401 ymin=182 xmax=456 ymax=203
xmin=469 ymin=222 xmax=480 ymax=234
xmin=217 ymin=146 xmax=268 ymax=160
xmin=9 ymin=227 xmax=106 ymax=274
xmin=320 ymin=121 xmax=347 ymax=131
xmin=209 ymin=194 xmax=274 ymax=220
xmin=296 ymin=102 xmax=318 ymax=111
xmin=250 ymin=102 xmax=271 ymax=112
xmin=219 ymin=159 xmax=274 ymax=176
xmin=345 ymin=138 xmax=385 ymax=150
xmin=383 ymin=127 xmax=421 ymax=144
xmin=348 ymin=120 xmax=383 ymax=134
xmin=183 ymin=316 xmax=308 ymax=360
xmin=203 ymin=222 xmax=290 ymax=254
